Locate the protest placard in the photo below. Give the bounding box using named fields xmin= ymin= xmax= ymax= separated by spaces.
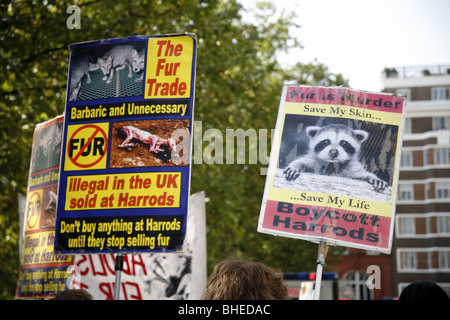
xmin=258 ymin=86 xmax=406 ymax=254
xmin=71 ymin=191 xmax=206 ymax=300
xmin=55 ymin=34 xmax=197 ymax=254
xmin=16 ymin=115 xmax=75 ymax=298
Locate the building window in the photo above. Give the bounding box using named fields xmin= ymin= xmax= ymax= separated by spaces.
xmin=437 ymin=215 xmax=450 ymax=234
xmin=432 ymin=87 xmax=450 ymax=100
xmin=398 ymin=184 xmax=414 ymax=201
xmin=400 ymin=151 xmax=413 ymax=167
xmin=399 ymin=248 xmax=450 ymax=272
xmin=435 ymin=148 xmax=450 ymax=165
xmin=436 ymin=181 xmax=450 ymax=199
xmin=399 ymin=217 xmax=416 ymax=235
xmin=439 ymin=250 xmax=450 ymax=270
xmin=403 ymin=118 xmax=412 ymax=134
xmin=400 ymin=251 xmax=417 ymax=270
xmin=339 ymin=271 xmax=373 ymax=300
xmin=396 ymin=88 xmax=411 ymax=100
xmin=424 ymin=148 xmax=431 ymax=166
xmin=426 ymin=216 xmax=432 ymax=234
xmin=428 ymin=251 xmax=434 ymax=269
xmin=433 ymin=116 xmax=450 ymax=130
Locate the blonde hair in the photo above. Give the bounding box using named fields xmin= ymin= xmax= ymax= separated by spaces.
xmin=202 ymin=258 xmax=289 ymax=300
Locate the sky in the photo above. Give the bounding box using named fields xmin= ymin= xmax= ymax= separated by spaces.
xmin=241 ymin=0 xmax=450 ymax=92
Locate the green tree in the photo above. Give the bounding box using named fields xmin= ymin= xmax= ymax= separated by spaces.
xmin=1 ymin=0 xmax=347 ymax=299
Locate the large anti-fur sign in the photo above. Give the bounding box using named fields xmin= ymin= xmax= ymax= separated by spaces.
xmin=258 ymin=86 xmax=406 ymax=254
xmin=55 ymin=34 xmax=197 ymax=255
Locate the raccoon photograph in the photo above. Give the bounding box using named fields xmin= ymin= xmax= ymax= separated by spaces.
xmin=274 ymin=114 xmax=399 ymax=203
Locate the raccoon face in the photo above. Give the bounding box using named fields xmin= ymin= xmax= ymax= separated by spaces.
xmin=306 ymin=125 xmax=369 ymax=163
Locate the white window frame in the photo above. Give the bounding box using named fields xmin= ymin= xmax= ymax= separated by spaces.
xmin=399 ymin=217 xmax=416 ymax=236
xmin=436 ymin=181 xmax=450 ymax=199
xmin=396 ymin=88 xmax=411 ymax=100
xmin=439 ymin=250 xmax=450 ymax=270
xmin=396 ymin=213 xmax=450 ymax=239
xmin=398 ymin=184 xmax=414 ymax=201
xmin=400 ymin=151 xmax=413 ymax=168
xmin=339 ymin=271 xmax=373 ymax=300
xmin=437 ymin=215 xmax=450 ymax=234
xmin=403 ymin=118 xmax=412 ymax=134
xmin=397 ymin=248 xmax=450 ymax=273
xmin=432 ymin=87 xmax=450 ymax=101
xmin=400 ymin=251 xmax=417 ymax=271
xmin=434 ymin=148 xmax=450 ymax=165
xmin=433 ymin=116 xmax=450 ymax=130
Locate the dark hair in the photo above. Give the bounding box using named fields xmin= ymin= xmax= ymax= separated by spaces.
xmin=53 ymin=289 xmax=94 ymax=300
xmin=399 ymin=280 xmax=449 ymax=301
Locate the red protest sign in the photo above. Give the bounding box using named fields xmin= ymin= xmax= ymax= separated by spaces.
xmin=258 ymin=86 xmax=406 ymax=254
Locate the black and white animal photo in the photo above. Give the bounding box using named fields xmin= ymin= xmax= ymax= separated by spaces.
xmin=131 ymin=49 xmax=145 ymax=82
xmin=274 ymin=116 xmax=397 ymax=203
xmin=283 ymin=124 xmax=388 ymax=192
xmin=68 ymin=41 xmax=146 ymax=101
xmin=68 ymin=55 xmax=99 ymax=101
xmin=97 ymin=44 xmax=145 ymax=84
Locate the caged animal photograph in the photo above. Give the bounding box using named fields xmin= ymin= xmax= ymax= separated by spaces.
xmin=68 ymin=41 xmax=147 ymax=101
xmin=273 ymin=114 xmax=399 ymax=203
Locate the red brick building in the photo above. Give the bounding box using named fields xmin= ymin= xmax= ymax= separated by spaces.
xmin=328 ymin=248 xmax=393 ymax=299
xmin=329 ymin=64 xmax=450 ymax=299
xmin=383 ymin=64 xmax=450 ymax=297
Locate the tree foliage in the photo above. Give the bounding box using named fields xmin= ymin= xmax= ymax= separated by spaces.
xmin=0 ymin=0 xmax=348 ymax=299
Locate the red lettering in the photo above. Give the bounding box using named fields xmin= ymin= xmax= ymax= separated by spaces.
xmin=156 ymin=59 xmax=165 ymax=76
xmin=75 ymin=254 xmax=147 ymax=300
xmin=166 ymin=195 xmax=174 ymax=206
xmin=156 ymin=40 xmax=183 ymax=57
xmin=79 ymin=282 xmax=89 ymax=290
xmin=156 ymin=40 xmax=166 ymax=56
xmin=147 ymin=78 xmax=157 ymax=96
xmin=167 ymin=174 xmax=179 ymax=188
xmin=103 ymin=254 xmax=116 ymax=275
xmin=122 ymin=255 xmax=131 ymax=276
xmin=99 ymin=282 xmax=114 ymax=300
xmin=123 ymin=282 xmax=142 ymax=300
xmin=77 ymin=254 xmax=148 ymax=278
xmin=98 ymin=281 xmax=143 ymax=300
xmin=77 ymin=255 xmax=89 ymax=275
xmin=89 ymin=255 xmax=106 ymax=276
xmin=147 ymin=78 xmax=187 ymax=97
xmin=174 ymin=44 xmax=182 ymax=56
xmin=130 ymin=255 xmax=147 ymax=276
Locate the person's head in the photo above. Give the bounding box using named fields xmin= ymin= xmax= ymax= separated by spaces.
xmin=398 ymin=280 xmax=449 ymax=301
xmin=202 ymin=258 xmax=289 ymax=300
xmin=53 ymin=289 xmax=94 ymax=300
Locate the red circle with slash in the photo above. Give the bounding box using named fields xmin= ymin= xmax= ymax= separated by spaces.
xmin=26 ymin=191 xmax=41 ymax=229
xmin=68 ymin=124 xmax=108 ymax=168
